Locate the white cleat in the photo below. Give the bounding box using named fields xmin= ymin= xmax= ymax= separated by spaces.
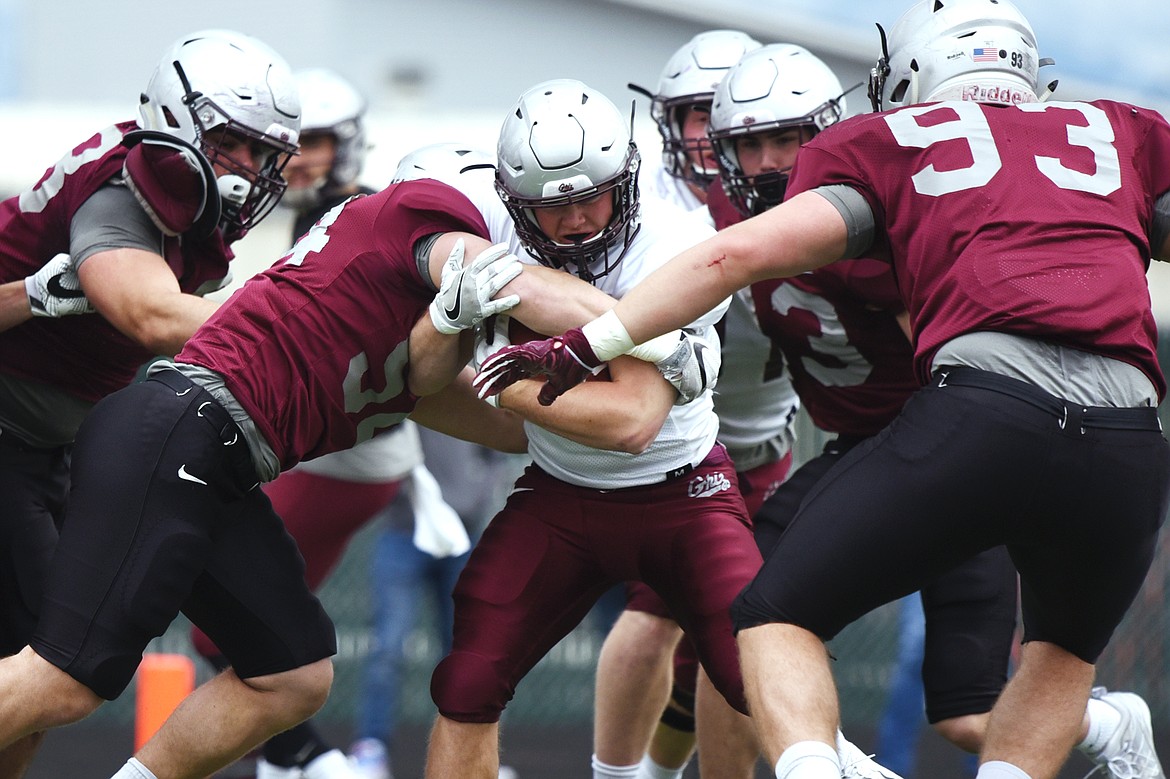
xmin=1087 ymin=687 xmax=1165 ymax=779
xmin=837 ymin=731 xmax=903 ymax=779
xmin=255 ymin=759 xmax=302 ymax=779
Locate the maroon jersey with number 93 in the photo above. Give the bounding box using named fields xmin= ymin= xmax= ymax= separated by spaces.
xmin=787 ymin=99 xmax=1170 ymax=398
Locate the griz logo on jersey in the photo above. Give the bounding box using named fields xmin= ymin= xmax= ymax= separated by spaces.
xmin=687 ymin=472 xmax=733 ymax=499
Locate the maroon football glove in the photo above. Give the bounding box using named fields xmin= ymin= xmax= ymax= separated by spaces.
xmin=473 ymin=326 xmax=604 ymax=406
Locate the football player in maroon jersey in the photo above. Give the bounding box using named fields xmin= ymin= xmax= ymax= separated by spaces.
xmin=186 ymin=68 xmax=410 ymax=779
xmin=0 ymin=34 xmax=540 ymax=779
xmin=693 ymin=40 xmax=1155 ymax=779
xmin=0 ymin=28 xmax=301 ymax=779
xmin=476 ymin=1 xmax=1170 ymax=777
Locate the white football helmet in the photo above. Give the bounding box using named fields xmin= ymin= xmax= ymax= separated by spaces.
xmin=283 ymin=68 xmax=368 ymax=210
xmin=496 ymin=79 xmax=641 ymax=283
xmin=640 ymin=30 xmax=761 ymax=189
xmin=392 ymin=142 xmax=495 ymax=186
xmin=710 ymin=44 xmax=845 ymax=217
xmin=868 ymin=0 xmax=1053 ymax=112
xmin=139 ymin=29 xmax=300 ymax=236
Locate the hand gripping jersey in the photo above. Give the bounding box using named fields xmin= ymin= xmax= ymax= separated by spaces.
xmin=177 ymin=179 xmax=490 ymax=470
xmin=786 ymin=99 xmax=1170 ymax=398
xmin=0 ymin=122 xmax=234 ymax=405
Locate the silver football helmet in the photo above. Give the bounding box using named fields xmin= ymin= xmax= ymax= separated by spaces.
xmin=710 ymin=43 xmax=845 ymax=217
xmin=139 ymin=29 xmax=300 ymax=236
xmin=496 ymin=79 xmax=641 ymax=283
xmin=283 ymin=68 xmax=368 ymax=211
xmin=641 ymin=30 xmax=761 ymax=189
xmin=392 ymin=142 xmax=495 ymax=186
xmin=868 ymin=0 xmax=1053 ymax=112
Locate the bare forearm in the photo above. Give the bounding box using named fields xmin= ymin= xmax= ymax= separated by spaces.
xmin=407 ymin=315 xmax=471 ymax=397
xmin=611 ymin=191 xmax=847 ymax=345
xmin=499 ymin=358 xmax=671 ymax=453
xmin=0 ymin=281 xmax=32 ymax=333
xmin=411 ymin=369 xmax=528 ymax=453
xmin=137 ymin=295 xmax=220 ymax=355
xmin=505 ymin=264 xmax=617 ymax=335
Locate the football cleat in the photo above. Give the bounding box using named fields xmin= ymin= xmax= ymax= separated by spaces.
xmin=1086 ymin=687 xmax=1165 ymax=779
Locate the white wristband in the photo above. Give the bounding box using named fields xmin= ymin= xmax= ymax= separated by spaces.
xmin=581 ymin=309 xmax=635 ymax=362
xmin=627 ymin=330 xmax=683 ymax=364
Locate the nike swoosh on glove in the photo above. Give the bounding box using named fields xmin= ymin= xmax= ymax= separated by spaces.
xmin=25 ymin=253 xmax=95 ymax=318
xmin=429 ymin=239 xmax=523 ymax=335
xmin=474 ymin=327 xmax=604 ymax=406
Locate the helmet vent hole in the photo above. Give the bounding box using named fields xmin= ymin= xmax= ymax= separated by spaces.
xmin=162 ymin=107 xmax=181 ymax=129
xmin=891 ymin=79 xmax=911 ymax=103
xmin=932 ymin=0 xmax=944 ymax=11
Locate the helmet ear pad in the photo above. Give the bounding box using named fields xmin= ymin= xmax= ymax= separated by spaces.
xmin=122 ymin=129 xmax=221 ymax=238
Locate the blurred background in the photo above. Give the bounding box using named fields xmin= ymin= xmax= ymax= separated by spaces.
xmin=2 ymin=1 xmax=1170 ymax=776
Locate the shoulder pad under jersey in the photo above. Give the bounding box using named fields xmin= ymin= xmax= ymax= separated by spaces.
xmin=121 ymin=129 xmax=220 ymax=238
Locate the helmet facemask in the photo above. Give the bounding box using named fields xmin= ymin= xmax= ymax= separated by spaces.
xmin=654 ymin=97 xmax=719 ymax=189
xmin=636 ymin=30 xmax=762 ymax=191
xmin=496 ymin=79 xmax=644 ymax=284
xmin=138 ymin=30 xmax=300 ymax=239
xmin=196 ymin=115 xmax=295 ymax=238
xmin=497 ymin=145 xmax=642 ymax=284
xmin=709 ymin=44 xmax=847 ymax=218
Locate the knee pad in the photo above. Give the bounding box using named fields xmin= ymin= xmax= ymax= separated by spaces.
xmin=430 ymin=650 xmax=509 ymax=723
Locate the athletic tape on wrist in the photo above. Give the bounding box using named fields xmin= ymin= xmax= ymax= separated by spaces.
xmin=581 ymin=309 xmax=634 ymax=362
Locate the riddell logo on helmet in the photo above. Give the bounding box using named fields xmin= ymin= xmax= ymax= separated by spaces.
xmin=558 ymin=182 xmax=575 ymax=193
xmin=960 ymin=84 xmax=1034 ymax=104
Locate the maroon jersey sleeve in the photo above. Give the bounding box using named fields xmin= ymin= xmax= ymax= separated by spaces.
xmin=788 ymin=100 xmax=1170 ymax=397
xmin=0 ymin=122 xmax=233 ymax=405
xmin=752 ymin=258 xmax=917 ymax=437
xmin=178 ymin=179 xmax=490 ymax=470
xmin=706 ymin=177 xmax=744 ymax=231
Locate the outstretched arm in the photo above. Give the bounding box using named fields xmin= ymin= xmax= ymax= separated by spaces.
xmin=600 ymin=191 xmax=848 ymax=350
xmin=475 ymin=191 xmax=849 ymax=405
xmin=407 ymin=232 xmax=523 ymax=397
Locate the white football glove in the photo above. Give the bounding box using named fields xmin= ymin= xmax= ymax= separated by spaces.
xmin=655 ymin=329 xmax=722 ymax=405
xmin=429 ymin=239 xmax=523 ymax=335
xmin=25 ymin=254 xmax=95 ymax=318
xmin=471 ymin=314 xmax=513 ymax=407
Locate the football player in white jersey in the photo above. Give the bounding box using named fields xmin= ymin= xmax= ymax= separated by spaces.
xmin=634 ymin=30 xmax=761 ymax=214
xmin=593 ymin=30 xmax=805 ymax=779
xmin=417 ymin=79 xmax=762 ymax=779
